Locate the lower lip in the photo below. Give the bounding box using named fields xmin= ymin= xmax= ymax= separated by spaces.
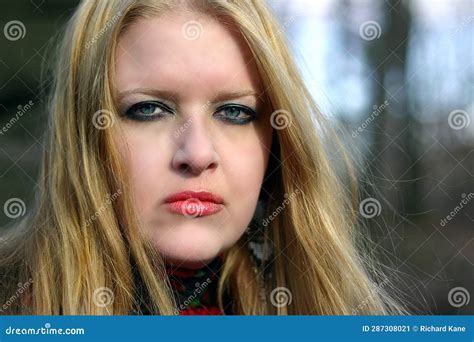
xmin=166 ymin=200 xmax=224 ymax=217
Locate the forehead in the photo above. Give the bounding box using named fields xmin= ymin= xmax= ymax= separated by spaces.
xmin=115 ymin=11 xmax=262 ymax=96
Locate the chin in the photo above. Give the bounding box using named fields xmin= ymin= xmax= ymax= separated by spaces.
xmin=151 ymin=231 xmax=225 ymax=269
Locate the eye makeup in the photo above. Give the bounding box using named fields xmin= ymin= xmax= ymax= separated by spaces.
xmin=121 ymin=100 xmax=259 ymax=125
xmin=213 ymin=104 xmax=258 ymax=125
xmin=122 ymin=100 xmax=174 ymax=122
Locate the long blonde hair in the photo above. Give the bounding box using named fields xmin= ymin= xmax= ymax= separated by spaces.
xmin=0 ymin=0 xmax=407 ymax=315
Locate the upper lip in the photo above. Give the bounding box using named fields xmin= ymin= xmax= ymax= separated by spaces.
xmin=164 ymin=191 xmax=224 ymax=204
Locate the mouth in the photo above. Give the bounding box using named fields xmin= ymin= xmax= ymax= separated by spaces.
xmin=164 ymin=191 xmax=224 ymax=217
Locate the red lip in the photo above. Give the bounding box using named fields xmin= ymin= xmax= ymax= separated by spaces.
xmin=164 ymin=191 xmax=224 ymax=204
xmin=164 ymin=191 xmax=224 ymax=217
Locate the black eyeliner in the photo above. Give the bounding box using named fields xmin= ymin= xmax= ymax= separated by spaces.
xmin=214 ymin=103 xmax=258 ymax=125
xmin=122 ymin=101 xmax=258 ymax=124
xmin=123 ymin=100 xmax=173 ymax=122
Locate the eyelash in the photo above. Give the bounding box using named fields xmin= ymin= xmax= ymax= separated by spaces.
xmin=122 ymin=101 xmax=258 ymax=125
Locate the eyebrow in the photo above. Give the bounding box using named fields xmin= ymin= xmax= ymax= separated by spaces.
xmin=117 ymin=88 xmax=258 ymax=103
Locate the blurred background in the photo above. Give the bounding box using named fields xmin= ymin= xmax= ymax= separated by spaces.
xmin=0 ymin=0 xmax=472 ymax=314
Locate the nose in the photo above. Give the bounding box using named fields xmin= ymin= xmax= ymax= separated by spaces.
xmin=171 ymin=117 xmax=219 ymax=176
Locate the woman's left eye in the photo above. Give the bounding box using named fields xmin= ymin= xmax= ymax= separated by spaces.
xmin=214 ymin=104 xmax=257 ymax=125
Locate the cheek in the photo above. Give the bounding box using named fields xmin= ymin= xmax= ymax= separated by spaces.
xmin=115 ymin=128 xmax=172 ymax=217
xmin=221 ymin=126 xmax=272 ymax=226
xmin=225 ymin=139 xmax=268 ymax=196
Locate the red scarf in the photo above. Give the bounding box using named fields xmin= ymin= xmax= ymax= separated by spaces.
xmin=166 ymin=255 xmax=226 ymax=315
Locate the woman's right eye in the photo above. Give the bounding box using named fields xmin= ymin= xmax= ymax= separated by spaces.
xmin=124 ymin=101 xmax=173 ymax=121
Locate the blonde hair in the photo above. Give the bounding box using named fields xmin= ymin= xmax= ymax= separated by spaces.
xmin=0 ymin=0 xmax=407 ymax=315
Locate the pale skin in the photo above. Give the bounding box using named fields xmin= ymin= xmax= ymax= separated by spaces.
xmin=114 ymin=11 xmax=273 ymax=269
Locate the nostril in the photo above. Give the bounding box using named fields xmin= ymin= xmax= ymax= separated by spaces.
xmin=178 ymin=161 xmax=216 ymax=176
xmin=179 ymin=164 xmax=191 ymax=174
xmin=172 ymin=148 xmax=219 ymax=175
xmin=208 ymin=162 xmax=217 ymax=171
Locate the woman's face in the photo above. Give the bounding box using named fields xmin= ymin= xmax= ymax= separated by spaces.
xmin=114 ymin=11 xmax=273 ymax=268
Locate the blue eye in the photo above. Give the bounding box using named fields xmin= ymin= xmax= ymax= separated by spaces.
xmin=123 ymin=101 xmax=257 ymax=124
xmin=124 ymin=101 xmax=173 ymax=121
xmin=214 ymin=104 xmax=257 ymax=125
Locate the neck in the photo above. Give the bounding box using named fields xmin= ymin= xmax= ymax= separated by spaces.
xmin=166 ymin=256 xmax=224 ymax=315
